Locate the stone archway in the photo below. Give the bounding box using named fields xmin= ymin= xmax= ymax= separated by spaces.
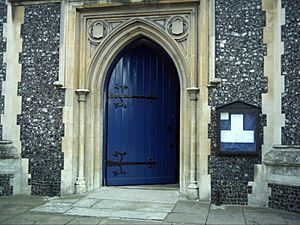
xmin=60 ymin=2 xmax=207 ymax=200
xmin=84 ymin=19 xmax=191 ymax=194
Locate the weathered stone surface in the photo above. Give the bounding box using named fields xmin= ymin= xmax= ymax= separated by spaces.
xmin=0 ymin=203 xmax=32 ymax=215
xmin=243 ymin=206 xmax=288 ymax=224
xmin=66 ymin=207 xmax=168 ymax=220
xmin=171 ymin=200 xmax=210 ymax=214
xmin=100 ymin=218 xmax=162 ymax=224
xmin=92 ymin=199 xmax=174 ymax=213
xmin=264 ymin=146 xmax=300 ymax=166
xmin=164 ymin=212 xmax=207 ymax=224
xmin=1 ymin=192 xmax=300 ymax=224
xmin=31 ymin=202 xmax=73 ymax=213
xmin=86 ymin=187 xmax=180 ymax=203
xmin=67 ymin=216 xmax=105 ymax=225
xmin=33 ymin=187 xmax=178 ymax=221
xmin=265 ymin=145 xmax=300 ymax=213
xmin=208 ymin=0 xmax=266 ymax=205
xmin=1 ymin=212 xmax=74 ymax=225
xmin=73 ymin=198 xmax=99 ymax=208
xmin=207 ymin=205 xmax=245 ymax=225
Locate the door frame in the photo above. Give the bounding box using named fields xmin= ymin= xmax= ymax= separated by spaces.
xmin=87 ymin=19 xmax=191 ymax=194
xmin=60 ymin=1 xmax=212 ymax=201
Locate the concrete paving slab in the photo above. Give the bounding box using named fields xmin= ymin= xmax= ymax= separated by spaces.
xmin=2 ymin=219 xmax=35 ymax=225
xmin=0 ymin=195 xmax=46 ymax=206
xmin=0 ymin=213 xmax=43 ymax=225
xmin=31 ymin=202 xmax=73 ymax=213
xmin=87 ymin=187 xmax=180 ymax=203
xmin=48 ymin=198 xmax=81 ymax=204
xmin=0 ymin=212 xmax=74 ymax=225
xmin=0 ymin=203 xmax=33 ymax=215
xmin=164 ymin=212 xmax=207 ymax=224
xmin=30 ymin=213 xmax=74 ymax=225
xmin=66 ymin=216 xmax=105 ymax=225
xmin=243 ymin=206 xmax=287 ymax=225
xmin=73 ymin=198 xmax=100 ymax=208
xmin=65 ymin=207 xmax=168 ymax=220
xmin=99 ymin=218 xmax=164 ymax=224
xmin=0 ymin=215 xmax=11 ymax=223
xmin=172 ymin=200 xmax=210 ymax=214
xmin=122 ymin=184 xmax=179 ymax=190
xmin=207 ymin=205 xmax=246 ymax=225
xmin=92 ymin=199 xmax=174 ymax=212
xmin=3 ymin=188 xmax=299 ymax=225
xmin=280 ymin=210 xmax=300 ymax=224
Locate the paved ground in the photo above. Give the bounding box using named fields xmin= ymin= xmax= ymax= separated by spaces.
xmin=0 ymin=186 xmax=299 ymax=225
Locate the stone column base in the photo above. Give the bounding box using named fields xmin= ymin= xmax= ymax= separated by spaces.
xmin=75 ymin=177 xmax=86 ymax=194
xmin=187 ymin=181 xmax=199 ymax=200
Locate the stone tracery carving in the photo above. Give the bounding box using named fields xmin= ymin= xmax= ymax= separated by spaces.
xmin=166 ymin=16 xmax=189 ymax=40
xmin=88 ymin=20 xmax=110 ymax=44
xmin=87 ymin=15 xmax=190 ymax=57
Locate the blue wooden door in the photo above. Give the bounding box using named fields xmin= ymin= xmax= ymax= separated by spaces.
xmin=105 ymin=40 xmax=179 ymax=185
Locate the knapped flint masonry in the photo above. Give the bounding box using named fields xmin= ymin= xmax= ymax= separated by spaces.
xmin=0 ymin=0 xmax=299 ymax=214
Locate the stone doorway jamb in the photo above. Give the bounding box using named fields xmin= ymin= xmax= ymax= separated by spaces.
xmin=75 ymin=89 xmax=90 ymax=194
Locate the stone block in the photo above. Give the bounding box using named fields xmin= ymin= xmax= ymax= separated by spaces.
xmin=243 ymin=206 xmax=286 ymax=225
xmin=207 ymin=205 xmax=245 ymax=225
xmin=164 ymin=212 xmax=207 ymax=224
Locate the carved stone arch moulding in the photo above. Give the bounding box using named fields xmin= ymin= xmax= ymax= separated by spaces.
xmin=86 ymin=14 xmax=190 ymax=58
xmin=87 ymin=19 xmax=189 ymax=90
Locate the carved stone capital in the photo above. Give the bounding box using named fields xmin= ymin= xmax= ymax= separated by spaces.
xmin=76 ymin=89 xmax=90 ymax=102
xmin=186 ymin=87 xmax=199 ymax=101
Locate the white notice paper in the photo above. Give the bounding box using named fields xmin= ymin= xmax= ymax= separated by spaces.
xmin=221 ymin=114 xmax=255 ymax=143
xmin=230 ymin=114 xmax=244 ymax=130
xmin=221 ymin=130 xmax=235 ymax=142
xmin=236 ymin=130 xmax=254 ymax=143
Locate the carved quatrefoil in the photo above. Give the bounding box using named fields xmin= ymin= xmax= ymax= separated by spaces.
xmin=166 ymin=16 xmax=189 ymax=40
xmin=88 ymin=20 xmax=110 ymax=43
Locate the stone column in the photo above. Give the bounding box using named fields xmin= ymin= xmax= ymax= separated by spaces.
xmin=186 ymin=87 xmax=199 ymax=200
xmin=75 ymin=89 xmax=90 ymax=194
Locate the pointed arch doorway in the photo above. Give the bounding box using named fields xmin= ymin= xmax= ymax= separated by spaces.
xmin=104 ymin=38 xmax=180 ymax=186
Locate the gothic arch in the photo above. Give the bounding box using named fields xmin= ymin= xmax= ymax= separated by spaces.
xmin=83 ymin=19 xmax=191 ymax=192
xmin=87 ymin=18 xmax=189 ymax=91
